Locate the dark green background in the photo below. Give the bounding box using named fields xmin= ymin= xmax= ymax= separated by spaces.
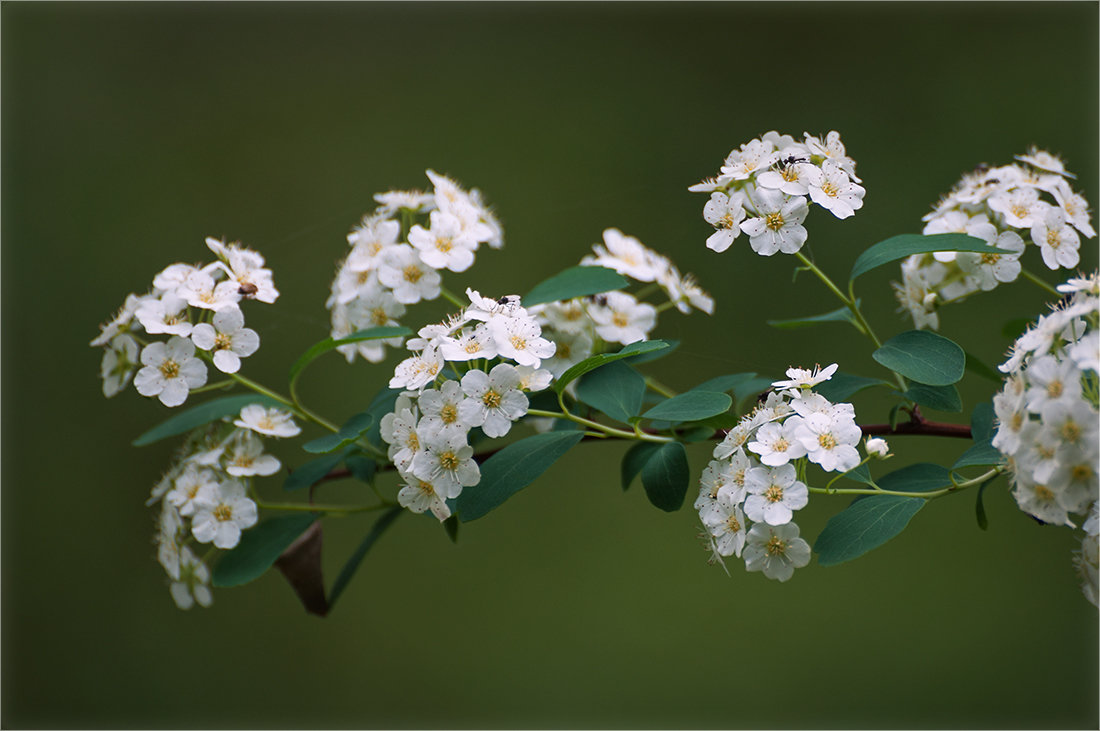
xmin=3 ymin=2 xmax=1098 ymax=728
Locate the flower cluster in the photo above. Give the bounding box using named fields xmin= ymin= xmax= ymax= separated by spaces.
xmin=530 ymin=228 xmax=713 ymax=379
xmin=993 ymin=272 xmax=1099 ymax=605
xmin=895 ymin=148 xmax=1095 ymax=330
xmin=690 ymin=131 xmax=865 ymax=256
xmin=695 ymin=364 xmax=874 ymax=582
xmin=148 ymin=405 xmax=301 ymax=609
xmin=326 ymin=170 xmax=503 ymax=364
xmin=381 ymin=290 xmax=554 ymax=521
xmin=90 ymin=238 xmax=275 ymax=406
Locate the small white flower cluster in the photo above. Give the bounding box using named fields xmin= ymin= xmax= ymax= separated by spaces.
xmin=381 ymin=290 xmax=554 ymax=521
xmin=992 ymin=272 xmax=1100 ymax=605
xmin=91 ymin=238 xmax=275 ymax=406
xmin=148 ymin=405 xmax=301 ymax=609
xmin=326 ymin=170 xmax=503 ymax=364
xmin=695 ymin=364 xmax=872 ymax=582
xmin=690 ymin=131 xmax=865 ymax=256
xmin=530 ymin=228 xmax=713 ymax=379
xmin=895 ymin=148 xmax=1095 ymax=330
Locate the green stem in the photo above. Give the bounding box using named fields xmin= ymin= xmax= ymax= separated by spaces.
xmin=644 ymin=376 xmax=677 ymax=399
xmin=190 ymin=379 xmax=236 ymax=395
xmin=438 ymin=285 xmax=466 ymax=309
xmin=229 ymin=372 xmax=340 ymax=433
xmin=527 ymin=407 xmax=675 ymax=444
xmin=809 ymin=466 xmax=1001 ymax=500
xmin=1020 ymin=268 xmax=1061 ymax=297
xmin=257 ymin=500 xmax=395 ymax=515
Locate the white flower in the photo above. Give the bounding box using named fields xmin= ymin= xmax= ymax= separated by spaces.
xmin=804 ymin=130 xmax=860 ymax=182
xmin=408 ymin=210 xmax=479 ymax=272
xmin=739 ymin=189 xmax=809 ymax=256
xmin=397 ymin=474 xmax=453 ymax=521
xmin=719 ymin=138 xmax=779 ymax=182
xmin=380 ymin=404 xmax=423 ymax=471
xmin=956 ymin=231 xmax=1025 ymax=290
xmin=100 ymin=334 xmax=139 ymax=397
xmin=587 ymin=291 xmax=656 ymax=345
xmin=534 ymin=299 xmax=591 ymax=335
xmin=991 ymin=389 xmax=1029 ymax=456
xmin=865 ymin=437 xmax=890 ymax=458
xmin=411 ymin=430 xmax=480 ymax=495
xmin=805 ymin=161 xmax=866 ymax=219
xmin=793 ymin=412 xmax=862 ymax=473
xmin=695 ymin=459 xmax=739 ymax=515
xmin=373 ymin=190 xmax=435 ymax=215
xmin=166 ymin=464 xmax=220 ymax=517
xmin=1050 ymin=179 xmax=1096 ymax=238
xmin=134 ymin=337 xmax=208 ymax=407
xmin=1074 ymin=532 xmax=1099 ymax=608
xmin=234 ymin=405 xmax=302 ymax=438
xmin=541 ymin=328 xmax=593 ymax=378
xmin=989 ymin=187 xmax=1041 ymax=228
xmin=439 ymin=325 xmax=498 ymax=362
xmin=771 ymin=363 xmax=838 ymax=397
xmin=389 ymin=347 xmax=444 ymax=391
xmin=377 ymin=244 xmax=442 ymax=304
xmin=1024 ymin=355 xmax=1082 ymax=413
xmin=169 ymin=547 xmax=214 ymax=610
xmin=700 ymin=491 xmax=747 ymax=558
xmin=656 ymin=266 xmax=714 ymax=315
xmin=756 ymin=157 xmax=815 ymax=197
xmin=346 ymin=216 xmax=401 ymax=269
xmin=1068 ymin=331 xmax=1099 ymax=373
xmin=585 ymin=228 xmax=661 ymax=282
xmin=1015 ymin=147 xmax=1075 ymax=179
xmin=418 ymin=380 xmax=471 ymax=436
xmin=459 ymin=364 xmax=529 ymax=438
xmin=156 ymin=501 xmax=184 ymax=580
xmin=91 ymin=293 xmax=151 ymax=346
xmin=747 ymin=418 xmax=808 ymax=467
xmin=152 ymin=264 xmax=200 ymax=296
xmin=206 ymin=237 xmax=279 ymax=304
xmin=1031 ymin=207 xmax=1081 ymax=270
xmin=493 ymin=317 xmax=556 ymax=368
xmin=516 ymin=365 xmax=553 ymax=392
xmin=743 ymin=522 xmax=812 ymax=582
xmin=744 ymin=464 xmax=809 ymax=526
xmin=190 ymin=480 xmax=258 ymax=550
xmin=176 ymin=268 xmax=241 ymax=312
xmin=135 ymin=294 xmax=193 ymax=337
xmin=223 ymin=430 xmax=282 ymax=477
xmin=702 ymin=191 xmax=746 ymax=253
xmin=190 ymin=306 xmax=260 ymax=374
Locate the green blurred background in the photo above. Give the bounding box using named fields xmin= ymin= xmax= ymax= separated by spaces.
xmin=3 ymin=2 xmax=1098 ymax=728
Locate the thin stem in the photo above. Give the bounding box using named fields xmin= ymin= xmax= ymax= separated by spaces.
xmin=190 ymin=379 xmax=236 ymax=395
xmin=438 ymin=285 xmax=466 ymax=309
xmin=229 ymin=372 xmax=340 ymax=433
xmin=809 ymin=466 xmax=1001 ymax=500
xmin=1020 ymin=268 xmax=1061 ymax=297
xmin=527 ymin=406 xmax=676 ymax=443
xmin=257 ymin=500 xmax=395 ymax=515
xmin=644 ymin=376 xmax=677 ymax=398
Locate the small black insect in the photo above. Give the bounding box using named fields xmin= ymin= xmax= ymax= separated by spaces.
xmin=778 ymin=154 xmax=809 ymax=168
xmin=238 ymin=281 xmax=259 ymax=297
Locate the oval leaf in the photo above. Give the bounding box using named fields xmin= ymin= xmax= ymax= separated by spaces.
xmin=302 ymin=411 xmax=374 ymax=453
xmin=952 ymin=440 xmax=1003 ymax=470
xmin=622 ymin=339 xmax=680 ymax=366
xmin=554 ymin=340 xmax=670 ymax=394
xmin=878 ymin=463 xmax=952 ymax=493
xmin=642 ymin=391 xmax=731 ymax=422
xmin=640 ymin=442 xmax=689 ymax=512
xmin=524 ymin=265 xmax=628 ymax=307
xmin=132 ymin=394 xmax=284 ymax=446
xmin=576 ymin=361 xmax=645 ymax=423
xmin=212 ymin=513 xmax=320 ymax=587
xmin=848 ymin=233 xmax=1010 ymax=282
xmin=903 ymin=383 xmax=962 ymax=413
xmin=812 ymin=372 xmax=890 ymax=403
xmin=328 ymin=507 xmax=403 ymax=610
xmin=289 ymin=326 xmax=411 ymax=389
xmin=814 ymin=495 xmax=925 ymax=566
xmin=767 ymin=302 xmax=859 ymax=330
xmin=456 ymin=431 xmax=584 ymax=521
xmin=872 ymin=330 xmax=965 ymax=386
xmin=691 ymin=372 xmax=758 ymax=395
xmin=621 ymin=441 xmax=663 ymax=491
xmin=285 ymin=448 xmax=352 ymax=491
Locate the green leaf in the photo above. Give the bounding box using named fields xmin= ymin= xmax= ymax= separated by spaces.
xmin=815 ymin=495 xmax=925 ymax=566
xmin=621 ymin=441 xmax=663 ymax=491
xmin=622 ymin=339 xmax=680 ymax=365
xmin=302 ymin=411 xmax=374 ymax=453
xmin=523 ymin=265 xmax=629 ymax=307
xmin=363 ymin=387 xmax=403 ymax=448
xmin=575 ymin=361 xmax=645 ymax=423
xmin=289 ymin=326 xmax=411 ymax=392
xmin=814 ymin=373 xmax=890 ymax=403
xmin=554 ymin=340 xmax=671 ymax=394
xmin=848 ymin=233 xmax=1011 ymax=282
xmin=345 ymin=455 xmax=378 ymax=485
xmin=328 ymin=507 xmax=403 ymax=609
xmin=839 ymin=462 xmax=876 ymax=487
xmin=691 ymin=372 xmax=758 ymax=395
xmin=872 ymin=330 xmax=965 ymax=386
xmin=952 ymin=441 xmax=1003 ymax=470
xmin=640 ymin=442 xmax=689 ymax=512
xmin=132 ymin=394 xmax=283 ymax=446
xmin=964 ymin=350 xmax=1003 ymax=383
xmin=904 ymin=383 xmax=962 ymax=413
xmin=212 ymin=513 xmax=320 ymax=587
xmin=642 ymin=391 xmax=732 ymax=422
xmin=284 ymin=448 xmax=352 ymax=491
xmin=975 ymin=481 xmax=991 ymax=531
xmin=767 ymin=302 xmax=859 ymax=330
xmin=878 ymin=463 xmax=952 ymax=493
xmin=443 ymin=515 xmax=460 ymax=544
xmin=456 ymin=431 xmax=585 ymax=521
xmin=970 ymin=401 xmax=995 ymax=442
